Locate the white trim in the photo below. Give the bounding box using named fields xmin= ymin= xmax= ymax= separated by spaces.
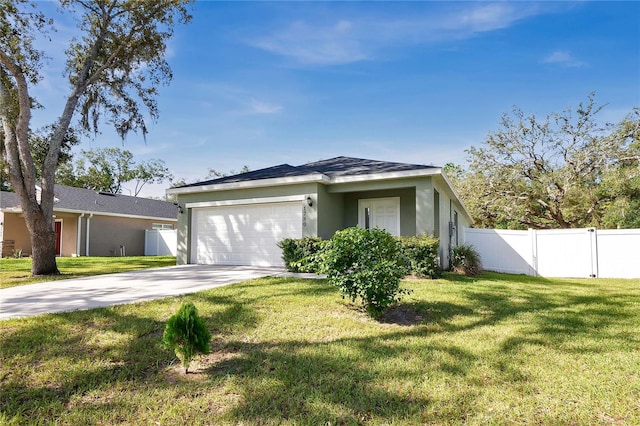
xmin=21 ymin=208 xmax=177 ymax=222
xmin=77 ymin=213 xmax=85 ymax=256
xmin=86 ymin=213 xmax=93 ymax=256
xmin=186 ymin=195 xmax=305 ymax=209
xmin=332 ymin=168 xmax=440 ymax=184
xmin=1 ymin=207 xmax=176 ymax=222
xmin=167 ymin=174 xmax=330 ymax=195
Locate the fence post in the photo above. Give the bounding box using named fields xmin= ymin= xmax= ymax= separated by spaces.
xmin=589 ymin=228 xmax=598 ymax=278
xmin=529 ymin=228 xmax=538 ymax=276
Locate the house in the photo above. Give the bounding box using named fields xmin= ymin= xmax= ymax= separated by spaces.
xmin=0 ymin=185 xmax=177 ymax=257
xmin=167 ymin=156 xmax=473 ymax=268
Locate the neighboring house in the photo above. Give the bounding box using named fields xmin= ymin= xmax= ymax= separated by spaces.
xmin=0 ymin=185 xmax=177 ymax=257
xmin=167 ymin=156 xmax=473 ymax=268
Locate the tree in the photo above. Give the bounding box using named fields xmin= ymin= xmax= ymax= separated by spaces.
xmin=0 ymin=0 xmax=191 ymax=275
xmin=162 ymin=302 xmax=211 ymax=374
xmin=460 ymin=94 xmax=639 ymax=229
xmin=1 ymin=125 xmax=79 ymax=191
xmin=599 ymin=110 xmax=640 ymax=228
xmin=205 ymin=164 xmax=250 ymax=179
xmin=57 ymin=147 xmax=172 ymax=196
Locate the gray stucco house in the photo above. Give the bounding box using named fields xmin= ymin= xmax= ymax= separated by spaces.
xmin=167 ymin=156 xmax=473 ymax=268
xmin=1 ymin=185 xmax=177 ymax=257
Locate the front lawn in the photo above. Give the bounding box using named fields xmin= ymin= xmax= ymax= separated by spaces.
xmin=1 ymin=272 xmax=638 ymax=425
xmin=0 ymin=256 xmax=177 ymax=289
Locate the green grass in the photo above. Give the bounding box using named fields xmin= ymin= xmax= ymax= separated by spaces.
xmin=0 ymin=256 xmax=177 ymax=289
xmin=1 ymin=272 xmax=639 ymax=425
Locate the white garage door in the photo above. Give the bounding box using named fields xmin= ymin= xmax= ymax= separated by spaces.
xmin=190 ymin=202 xmax=302 ymax=266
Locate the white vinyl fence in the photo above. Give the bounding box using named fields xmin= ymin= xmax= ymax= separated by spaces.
xmin=462 ymin=227 xmax=640 ymax=279
xmin=144 ymin=229 xmax=177 ymax=256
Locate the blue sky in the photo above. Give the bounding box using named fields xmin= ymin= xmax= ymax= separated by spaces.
xmin=30 ymin=1 xmax=640 ymax=198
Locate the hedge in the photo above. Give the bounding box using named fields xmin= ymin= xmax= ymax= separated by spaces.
xmin=278 ymin=232 xmax=441 ymax=278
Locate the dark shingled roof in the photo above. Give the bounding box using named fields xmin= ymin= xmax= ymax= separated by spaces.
xmin=0 ymin=190 xmax=19 ymax=209
xmin=1 ymin=185 xmax=177 ymax=219
xmin=180 ymin=156 xmax=438 ymax=188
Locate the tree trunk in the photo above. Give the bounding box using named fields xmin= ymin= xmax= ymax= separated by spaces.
xmin=30 ymin=233 xmax=59 ymax=276
xmin=23 ymin=208 xmax=60 ymax=276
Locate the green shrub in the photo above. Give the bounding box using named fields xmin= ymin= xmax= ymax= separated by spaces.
xmin=162 ymin=302 xmax=211 ymax=373
xmin=321 ymin=227 xmax=409 ymax=317
xmin=399 ymin=234 xmax=441 ymax=278
xmin=450 ymin=244 xmax=482 ymax=276
xmin=277 ymin=237 xmax=326 ymax=273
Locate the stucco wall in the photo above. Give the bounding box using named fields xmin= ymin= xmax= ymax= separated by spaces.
xmin=2 ymin=212 xmax=31 ymax=256
xmin=432 ymin=177 xmax=473 ymax=268
xmin=316 ymin=186 xmax=345 ymax=239
xmin=1 ymin=211 xmax=174 ymax=258
xmin=55 ymin=213 xmax=79 ymax=256
xmin=86 ymin=215 xmax=174 ymax=256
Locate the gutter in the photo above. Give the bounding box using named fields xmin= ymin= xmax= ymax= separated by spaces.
xmin=1 ymin=207 xmax=176 ymax=222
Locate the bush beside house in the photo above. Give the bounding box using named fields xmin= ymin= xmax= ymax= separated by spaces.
xmin=320 ymin=227 xmax=409 ymax=316
xmin=280 ymin=232 xmax=441 ymax=278
xmin=279 ymin=229 xmax=443 ymax=317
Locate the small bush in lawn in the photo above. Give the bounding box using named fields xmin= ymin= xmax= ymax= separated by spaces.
xmin=399 ymin=234 xmax=442 ymax=278
xmin=450 ymin=244 xmax=482 ymax=276
xmin=162 ymin=302 xmax=211 ymax=373
xmin=278 ymin=237 xmax=326 ymax=273
xmin=321 ymin=227 xmax=409 ymax=317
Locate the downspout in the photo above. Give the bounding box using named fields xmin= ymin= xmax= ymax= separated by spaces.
xmin=76 ymin=213 xmax=85 ymax=256
xmin=448 ymin=199 xmax=453 ymax=269
xmin=85 ymin=213 xmax=93 ymax=256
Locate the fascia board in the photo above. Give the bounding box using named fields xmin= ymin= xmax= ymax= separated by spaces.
xmin=167 ymin=173 xmax=330 ymax=195
xmin=52 ymin=208 xmax=177 ymax=222
xmin=328 ymin=168 xmax=441 ymax=184
xmin=2 ymin=206 xmax=176 ymax=222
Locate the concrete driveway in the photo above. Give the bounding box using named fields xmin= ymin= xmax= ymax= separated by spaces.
xmin=0 ymin=265 xmax=309 ymax=321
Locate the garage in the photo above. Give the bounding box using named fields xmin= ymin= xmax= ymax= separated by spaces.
xmin=190 ymin=201 xmax=302 ymax=266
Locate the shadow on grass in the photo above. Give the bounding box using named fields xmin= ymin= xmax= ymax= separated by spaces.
xmin=1 ymin=274 xmax=638 ymax=424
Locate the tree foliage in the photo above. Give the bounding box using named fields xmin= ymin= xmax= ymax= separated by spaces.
xmin=321 ymin=227 xmax=409 ymax=317
xmin=0 ymin=0 xmax=191 ymax=275
xmin=162 ymin=302 xmax=211 ymax=374
xmin=1 ymin=125 xmax=79 ymax=190
xmin=57 ymin=147 xmax=172 ymax=196
xmin=456 ymin=95 xmax=639 ymax=229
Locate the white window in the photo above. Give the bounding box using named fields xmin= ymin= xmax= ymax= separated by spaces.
xmin=152 ymin=223 xmax=174 ymax=230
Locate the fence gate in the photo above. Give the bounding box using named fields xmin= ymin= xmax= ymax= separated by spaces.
xmin=534 ymin=228 xmax=597 ymax=278
xmin=463 ymin=227 xmax=640 ymax=279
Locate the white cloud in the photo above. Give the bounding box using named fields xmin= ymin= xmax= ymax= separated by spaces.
xmin=251 ymin=19 xmax=368 ymax=66
xmin=249 ymin=98 xmax=283 ymax=114
xmin=248 ymin=3 xmax=551 ymax=66
xmin=543 ymin=50 xmax=586 ymax=67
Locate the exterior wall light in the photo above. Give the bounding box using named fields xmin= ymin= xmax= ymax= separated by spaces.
xmin=306 ymin=196 xmax=313 ymax=207
xmin=177 ymin=204 xmax=184 ymax=214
